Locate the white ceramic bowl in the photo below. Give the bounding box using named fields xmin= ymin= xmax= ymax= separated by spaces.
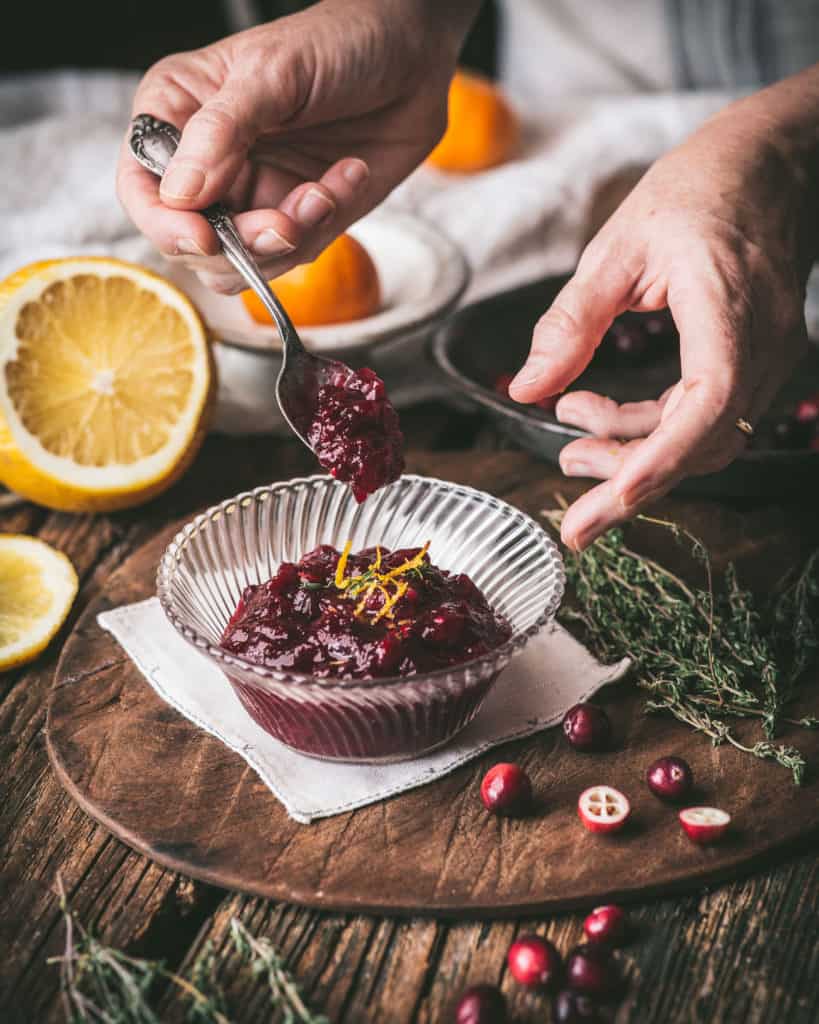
xmin=157 ymin=474 xmax=564 ymax=762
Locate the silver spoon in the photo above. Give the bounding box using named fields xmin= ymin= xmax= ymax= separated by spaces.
xmin=128 ymin=113 xmax=348 ymax=449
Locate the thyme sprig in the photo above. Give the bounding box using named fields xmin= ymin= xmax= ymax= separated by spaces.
xmin=544 ymin=510 xmax=819 ymax=783
xmin=49 ymin=877 xmax=327 ymax=1024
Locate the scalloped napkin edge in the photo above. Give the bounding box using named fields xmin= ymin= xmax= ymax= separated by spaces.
xmin=98 ymin=598 xmax=630 ymax=824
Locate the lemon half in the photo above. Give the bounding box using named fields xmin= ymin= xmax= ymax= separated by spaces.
xmin=0 ymin=534 xmax=78 ymax=670
xmin=0 ymin=258 xmax=213 ymax=511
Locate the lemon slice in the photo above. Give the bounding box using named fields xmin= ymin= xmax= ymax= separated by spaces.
xmin=0 ymin=534 xmax=78 ymax=670
xmin=0 ymin=258 xmax=213 ymax=512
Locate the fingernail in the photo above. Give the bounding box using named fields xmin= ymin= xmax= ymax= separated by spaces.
xmin=563 ymin=460 xmax=592 ymax=477
xmin=175 ymin=237 xmax=206 ymax=256
xmin=618 ymin=481 xmax=662 ymax=511
xmin=342 ymin=159 xmax=369 ymax=188
xmin=571 ymin=519 xmax=605 ymax=551
xmin=161 ymin=162 xmax=206 ymax=200
xmin=295 ymin=188 xmax=335 ymax=228
xmin=510 ymin=358 xmax=548 ymax=391
xmin=252 ymin=228 xmax=296 ymax=257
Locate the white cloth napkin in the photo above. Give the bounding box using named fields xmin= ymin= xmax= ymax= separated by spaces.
xmin=98 ymin=597 xmax=629 ymax=824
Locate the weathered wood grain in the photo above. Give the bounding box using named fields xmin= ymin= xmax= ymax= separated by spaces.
xmin=1 ymin=428 xmax=818 ymax=1024
xmin=46 ymin=452 xmax=819 ymax=918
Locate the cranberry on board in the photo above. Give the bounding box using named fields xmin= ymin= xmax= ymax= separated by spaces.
xmin=480 ymin=763 xmax=532 ymax=816
xmin=646 ymin=756 xmax=693 ymax=802
xmin=454 ymin=984 xmax=507 ymax=1024
xmin=577 ymin=786 xmax=631 ymax=834
xmin=507 ymin=935 xmax=563 ymax=989
xmin=553 ymin=988 xmax=604 ymax=1022
xmin=679 ymin=807 xmax=731 ymax=844
xmin=583 ymin=904 xmax=628 ymax=947
xmin=562 ymin=703 xmax=612 ymax=752
xmin=566 ymin=944 xmax=620 ymax=997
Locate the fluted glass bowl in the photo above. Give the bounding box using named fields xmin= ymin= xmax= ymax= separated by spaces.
xmin=156 ymin=474 xmax=564 ymax=763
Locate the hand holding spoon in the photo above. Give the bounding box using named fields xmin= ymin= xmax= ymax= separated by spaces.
xmin=128 ymin=113 xmax=347 ymax=447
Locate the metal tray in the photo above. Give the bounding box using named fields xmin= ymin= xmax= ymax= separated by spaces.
xmin=433 ymin=275 xmax=819 ymax=497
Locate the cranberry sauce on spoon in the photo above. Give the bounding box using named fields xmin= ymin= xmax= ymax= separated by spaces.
xmin=307 ymin=367 xmax=405 ymax=502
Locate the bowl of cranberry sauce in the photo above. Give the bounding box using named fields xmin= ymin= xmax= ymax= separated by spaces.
xmin=157 ymin=475 xmax=564 ymax=762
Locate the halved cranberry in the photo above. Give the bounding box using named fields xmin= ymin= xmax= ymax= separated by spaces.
xmin=562 ymin=703 xmax=612 ymax=752
xmin=578 ymin=786 xmax=630 ymax=834
xmin=454 ymin=984 xmax=507 ymax=1024
xmin=646 ymin=755 xmax=693 ymax=802
xmin=480 ymin=763 xmax=532 ymax=816
xmin=566 ymin=944 xmax=619 ymax=997
xmin=507 ymin=934 xmax=562 ymax=989
xmin=553 ymin=988 xmax=603 ymax=1022
xmin=583 ymin=904 xmax=628 ymax=947
xmin=679 ymin=806 xmax=731 ymax=844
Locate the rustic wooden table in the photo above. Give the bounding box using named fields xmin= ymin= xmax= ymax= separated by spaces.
xmin=2 ymin=401 xmax=818 ymax=1023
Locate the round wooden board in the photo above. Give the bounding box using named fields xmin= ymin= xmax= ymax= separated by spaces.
xmin=47 ymin=522 xmax=819 ymax=918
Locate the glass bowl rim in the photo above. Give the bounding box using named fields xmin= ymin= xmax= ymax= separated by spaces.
xmin=156 ymin=473 xmax=565 ymax=692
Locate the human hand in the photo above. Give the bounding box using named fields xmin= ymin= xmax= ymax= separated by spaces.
xmin=117 ymin=0 xmax=473 ymax=293
xmin=509 ymin=80 xmax=818 ymax=550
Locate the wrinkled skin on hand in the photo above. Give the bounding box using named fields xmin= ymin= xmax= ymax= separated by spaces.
xmin=510 ymin=95 xmax=814 ymax=550
xmin=117 ymin=0 xmax=464 ymax=294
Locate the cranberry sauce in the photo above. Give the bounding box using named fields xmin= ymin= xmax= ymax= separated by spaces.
xmin=307 ymin=367 xmax=405 ymax=502
xmin=220 ymin=543 xmax=512 ymax=681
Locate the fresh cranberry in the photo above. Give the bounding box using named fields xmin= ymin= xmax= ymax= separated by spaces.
xmin=454 ymin=984 xmax=507 ymax=1024
xmin=562 ymin=703 xmax=612 ymax=752
xmin=480 ymin=763 xmax=532 ymax=816
xmin=679 ymin=806 xmax=731 ymax=844
xmin=795 ymin=395 xmax=819 ymax=423
xmin=646 ymin=756 xmax=693 ymax=802
xmin=583 ymin=905 xmax=628 ymax=947
xmin=507 ymin=935 xmax=562 ymax=989
xmin=553 ymin=989 xmax=603 ymax=1022
xmin=566 ymin=944 xmax=619 ymax=997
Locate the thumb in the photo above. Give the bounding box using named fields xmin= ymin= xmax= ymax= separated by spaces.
xmin=160 ymin=82 xmax=266 ymax=209
xmin=508 ymin=254 xmax=636 ymax=403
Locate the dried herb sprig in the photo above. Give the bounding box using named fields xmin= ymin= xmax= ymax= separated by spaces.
xmin=49 ymin=877 xmax=326 ymax=1024
xmin=544 ymin=510 xmax=819 ymax=783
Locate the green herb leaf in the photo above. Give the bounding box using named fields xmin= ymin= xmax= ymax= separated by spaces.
xmin=544 ymin=509 xmax=819 ymax=784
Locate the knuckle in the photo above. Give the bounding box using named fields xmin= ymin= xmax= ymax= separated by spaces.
xmin=535 ymin=302 xmax=583 ymax=344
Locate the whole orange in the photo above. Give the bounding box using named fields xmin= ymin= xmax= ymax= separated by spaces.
xmin=427 ymin=69 xmax=520 ymax=174
xmin=242 ymin=233 xmax=381 ymax=327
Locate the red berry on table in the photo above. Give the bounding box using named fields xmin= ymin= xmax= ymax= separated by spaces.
xmin=679 ymin=807 xmax=731 ymax=844
xmin=455 ymin=984 xmax=507 ymax=1024
xmin=646 ymin=756 xmax=693 ymax=802
xmin=566 ymin=944 xmax=620 ymax=997
xmin=583 ymin=904 xmax=628 ymax=947
xmin=578 ymin=786 xmax=631 ymax=834
xmin=562 ymin=703 xmax=612 ymax=752
xmin=553 ymin=988 xmax=603 ymax=1022
xmin=480 ymin=763 xmax=532 ymax=816
xmin=795 ymin=395 xmax=819 ymax=423
xmin=507 ymin=934 xmax=563 ymax=989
